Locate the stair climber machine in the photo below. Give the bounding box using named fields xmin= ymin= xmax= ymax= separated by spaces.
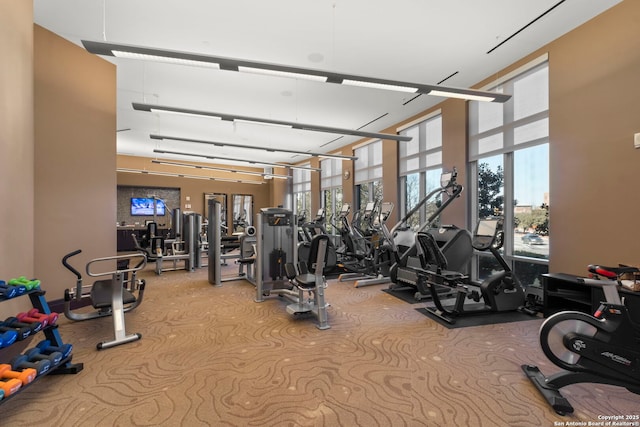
xmin=338 ymin=201 xmax=396 ymax=287
xmin=522 ymin=266 xmax=640 ymax=415
xmin=412 ymin=217 xmax=527 ymax=324
xmin=388 ymin=169 xmax=469 ymax=300
xmin=297 ymin=208 xmax=338 ymax=275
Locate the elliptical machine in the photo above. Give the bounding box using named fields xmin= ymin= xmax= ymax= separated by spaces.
xmin=522 ymin=266 xmax=640 ymax=415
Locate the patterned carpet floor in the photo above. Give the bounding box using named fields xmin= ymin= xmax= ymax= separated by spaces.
xmin=1 ymin=263 xmax=638 ymax=426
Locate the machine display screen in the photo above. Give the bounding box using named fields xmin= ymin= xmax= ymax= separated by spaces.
xmin=475 ymin=219 xmax=498 ymax=237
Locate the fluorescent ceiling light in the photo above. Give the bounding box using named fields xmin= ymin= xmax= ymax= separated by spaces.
xmin=233 ymin=119 xmax=293 ymax=129
xmin=151 ymin=159 xmax=291 ymax=179
xmin=150 ymin=134 xmax=358 ymax=161
xmin=341 ymin=79 xmax=418 ymax=93
xmin=117 ymin=167 xmax=264 ymax=184
xmin=112 ymin=51 xmax=220 ymax=69
xmin=428 ymin=89 xmax=495 ymax=102
xmin=153 ymin=149 xmax=322 ymax=171
xmin=150 ymin=108 xmax=221 ymax=120
xmin=237 ymin=66 xmax=328 ymax=82
xmin=134 ymin=103 xmax=410 ymax=142
xmin=82 ymin=40 xmax=511 ymax=103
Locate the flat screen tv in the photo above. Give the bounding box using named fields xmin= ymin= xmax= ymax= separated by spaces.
xmin=131 ymin=198 xmax=166 ymax=216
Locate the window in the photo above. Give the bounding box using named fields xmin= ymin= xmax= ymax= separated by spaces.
xmin=469 ymin=57 xmax=549 ymax=287
xmin=398 ymin=112 xmax=443 ymax=230
xmin=354 ymin=140 xmax=383 ymax=212
xmin=321 ymin=158 xmax=343 ymax=234
xmin=292 ymin=164 xmax=311 ymax=219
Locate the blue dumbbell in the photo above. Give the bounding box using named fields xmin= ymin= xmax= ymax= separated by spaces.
xmin=0 ymin=280 xmax=19 ymax=299
xmin=10 ymin=354 xmax=51 ymax=376
xmin=0 ymin=330 xmax=18 ymax=348
xmin=35 ymin=340 xmax=73 ymax=359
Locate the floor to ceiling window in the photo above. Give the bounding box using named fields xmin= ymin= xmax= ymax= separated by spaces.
xmin=468 ymin=55 xmax=550 ymax=287
xmin=354 ymin=140 xmax=383 ymax=221
xmin=321 ymin=158 xmax=343 ymax=235
xmin=398 ymin=111 xmax=443 ymax=230
xmin=292 ymin=164 xmax=311 ymax=219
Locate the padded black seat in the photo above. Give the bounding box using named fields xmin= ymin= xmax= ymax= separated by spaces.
xmin=286 ymin=234 xmax=330 ymax=290
xmin=91 ymin=279 xmax=137 ymax=309
xmin=415 ymin=232 xmax=466 ymax=281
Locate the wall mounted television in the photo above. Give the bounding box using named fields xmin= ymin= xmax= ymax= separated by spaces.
xmin=131 ymin=198 xmax=166 ymax=216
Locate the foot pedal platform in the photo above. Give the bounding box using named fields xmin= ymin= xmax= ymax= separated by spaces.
xmin=521 ymin=364 xmax=574 ymax=415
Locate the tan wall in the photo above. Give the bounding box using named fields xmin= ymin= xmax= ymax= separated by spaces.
xmin=440 ymin=100 xmax=468 ymax=227
xmin=546 ymin=1 xmax=640 ymax=274
xmin=381 ymin=138 xmax=399 ymax=225
xmin=117 ymin=155 xmax=283 ymax=227
xmin=34 ymin=25 xmax=117 ymax=300
xmin=0 ymin=1 xmax=34 ymax=279
xmin=0 ymin=1 xmax=34 ymax=316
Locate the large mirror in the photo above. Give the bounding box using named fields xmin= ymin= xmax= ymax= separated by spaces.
xmin=204 ymin=193 xmax=227 ymax=235
xmin=232 ymin=194 xmax=253 ymax=233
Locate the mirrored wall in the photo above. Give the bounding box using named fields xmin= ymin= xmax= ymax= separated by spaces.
xmin=232 ymin=194 xmax=253 ymax=233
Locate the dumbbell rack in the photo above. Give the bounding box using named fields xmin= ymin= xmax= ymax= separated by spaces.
xmin=0 ymin=288 xmax=83 ymax=404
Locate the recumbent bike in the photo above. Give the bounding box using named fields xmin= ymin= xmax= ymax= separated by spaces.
xmin=412 ymin=217 xmax=527 ymax=324
xmin=522 ymin=265 xmax=640 ymax=415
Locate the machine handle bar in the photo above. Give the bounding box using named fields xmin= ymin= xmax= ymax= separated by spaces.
xmin=86 ymin=253 xmax=147 ymax=277
xmin=62 ymin=249 xmax=83 ymax=280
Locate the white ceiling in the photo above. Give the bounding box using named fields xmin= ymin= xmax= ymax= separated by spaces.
xmin=33 ymin=0 xmax=621 ymax=167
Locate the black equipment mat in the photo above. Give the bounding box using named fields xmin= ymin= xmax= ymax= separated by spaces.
xmin=382 ymin=287 xmax=455 ymax=305
xmin=381 ymin=287 xmax=422 ymax=304
xmin=416 ymin=306 xmax=540 ymax=329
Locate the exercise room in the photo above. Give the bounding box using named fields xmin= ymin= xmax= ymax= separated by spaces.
xmin=1 ymin=1 xmax=639 ymax=426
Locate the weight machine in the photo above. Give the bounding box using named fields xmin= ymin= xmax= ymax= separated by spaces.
xmin=132 ymin=209 xmax=203 ymax=274
xmin=207 ymin=199 xmax=257 ymax=285
xmin=255 ymin=207 xmax=330 ymax=329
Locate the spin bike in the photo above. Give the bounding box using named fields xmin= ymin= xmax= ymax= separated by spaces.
xmin=522 ymin=266 xmax=640 ymax=415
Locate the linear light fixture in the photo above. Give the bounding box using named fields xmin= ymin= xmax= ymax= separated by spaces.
xmin=117 ymin=168 xmax=265 ymax=184
xmin=134 ymin=102 xmax=410 ymax=142
xmin=150 ymin=134 xmax=358 ymax=161
xmin=150 ymin=159 xmax=290 ymax=179
xmin=153 ymin=149 xmax=322 ymax=172
xmin=82 ymin=40 xmax=511 ymax=103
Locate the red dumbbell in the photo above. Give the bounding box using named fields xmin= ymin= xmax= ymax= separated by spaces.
xmin=16 ymin=309 xmax=58 ymax=328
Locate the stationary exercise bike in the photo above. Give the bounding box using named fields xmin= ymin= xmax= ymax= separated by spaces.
xmin=414 ymin=217 xmax=526 ymax=324
xmin=522 ymin=266 xmax=640 ymax=415
xmin=62 ymin=250 xmax=147 ymax=349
